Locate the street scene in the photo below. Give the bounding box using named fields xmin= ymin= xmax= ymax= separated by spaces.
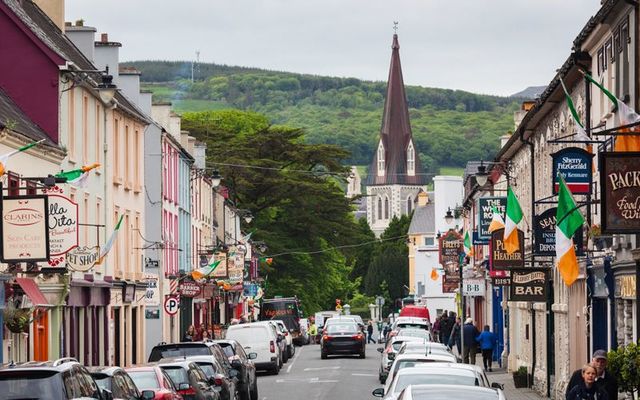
xmin=0 ymin=0 xmax=640 ymax=399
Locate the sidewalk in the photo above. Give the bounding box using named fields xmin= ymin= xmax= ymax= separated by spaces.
xmin=487 ymin=368 xmax=548 ymax=400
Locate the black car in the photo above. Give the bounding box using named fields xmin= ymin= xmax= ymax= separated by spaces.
xmin=0 ymin=357 xmax=110 ymax=400
xmin=320 ymin=321 xmax=366 ymax=359
xmin=213 ymin=339 xmax=258 ymax=400
xmin=149 ymin=342 xmax=215 ymax=362
xmin=90 ymin=366 xmax=155 ymax=400
xmin=159 ymin=358 xmax=219 ymax=400
xmin=187 ymin=355 xmax=239 ymax=400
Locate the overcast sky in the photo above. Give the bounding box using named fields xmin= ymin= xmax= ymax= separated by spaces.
xmin=66 ymin=0 xmax=601 ymax=97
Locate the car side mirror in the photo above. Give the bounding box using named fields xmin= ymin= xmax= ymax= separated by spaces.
xmin=377 ymin=347 xmax=384 ymax=353
xmin=101 ymin=388 xmax=113 ymax=400
xmin=248 ymin=352 xmax=258 ymax=360
xmin=140 ymin=390 xmax=155 ymax=400
xmin=372 ymin=388 xmax=385 ymax=397
xmin=178 ymin=383 xmax=190 ymax=391
xmin=491 ymin=382 xmax=504 ymax=390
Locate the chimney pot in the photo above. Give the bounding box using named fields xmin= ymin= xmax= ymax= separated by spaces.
xmin=101 ymin=33 xmax=108 ymax=42
xmin=76 ymin=19 xmax=84 ymax=26
xmin=65 ymin=21 xmax=72 ymax=27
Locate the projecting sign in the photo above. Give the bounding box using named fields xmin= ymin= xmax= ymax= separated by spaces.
xmin=600 ymin=152 xmax=640 ymax=233
xmin=439 ymin=229 xmax=463 ymax=265
xmin=1 ymin=195 xmax=50 ymax=262
xmin=463 ymin=278 xmax=485 ymax=296
xmin=490 ymin=228 xmax=524 ymax=270
xmin=490 ymin=270 xmax=511 ymax=286
xmin=534 ymin=208 xmax=584 ymax=256
xmin=552 ymin=147 xmax=593 ymax=195
xmin=47 ymin=194 xmax=78 ymax=256
xmin=145 ymin=274 xmax=160 ymax=306
xmin=442 ymin=273 xmax=460 ymax=294
xmin=179 ymin=281 xmax=202 ymax=297
xmin=510 ymin=268 xmax=548 ymax=302
xmin=477 ymin=197 xmax=507 ymax=243
xmin=210 ymin=252 xmax=228 ymax=279
xmin=65 ymin=246 xmax=100 ymax=272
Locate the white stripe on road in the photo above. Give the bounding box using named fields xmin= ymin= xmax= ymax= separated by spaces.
xmin=351 ymin=373 xmax=377 ymax=377
xmin=286 ymin=346 xmax=302 ymax=373
xmin=303 ymin=366 xmax=341 ymax=371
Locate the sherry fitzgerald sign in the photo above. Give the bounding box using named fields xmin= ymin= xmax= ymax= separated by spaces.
xmin=601 ymin=152 xmax=640 ymax=233
xmin=1 ymin=196 xmax=50 ymax=262
xmin=552 ymin=147 xmax=593 ymax=195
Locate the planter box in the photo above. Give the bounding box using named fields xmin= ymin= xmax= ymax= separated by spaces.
xmin=513 ymin=373 xmax=532 ymax=388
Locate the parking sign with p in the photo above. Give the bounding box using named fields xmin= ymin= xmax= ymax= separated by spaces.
xmin=164 ymin=295 xmax=180 ymax=316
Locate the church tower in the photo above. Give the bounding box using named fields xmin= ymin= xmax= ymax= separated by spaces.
xmin=365 ymin=33 xmax=429 ymax=237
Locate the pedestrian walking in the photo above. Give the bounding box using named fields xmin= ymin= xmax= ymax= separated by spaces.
xmin=432 ymin=315 xmax=441 ymax=343
xmin=440 ymin=311 xmax=452 ymax=345
xmin=183 ymin=325 xmax=196 ymax=342
xmin=448 ymin=317 xmax=461 ymax=356
xmin=308 ymin=320 xmax=318 ymax=344
xmin=476 ymin=325 xmax=497 ymax=371
xmin=367 ymin=321 xmax=376 ymax=344
xmin=382 ymin=319 xmax=392 ymax=342
xmin=462 ymin=318 xmax=479 ymax=365
xmin=566 ymin=350 xmax=617 ymax=400
xmin=566 ymin=364 xmax=609 ymax=400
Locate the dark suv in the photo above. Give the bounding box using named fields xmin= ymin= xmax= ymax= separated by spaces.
xmin=213 ymin=340 xmax=257 ymax=400
xmin=0 ymin=357 xmax=106 ymax=399
xmin=149 ymin=342 xmax=215 ymax=362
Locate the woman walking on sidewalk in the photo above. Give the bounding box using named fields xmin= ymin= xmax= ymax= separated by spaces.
xmin=476 ymin=325 xmax=497 ymax=371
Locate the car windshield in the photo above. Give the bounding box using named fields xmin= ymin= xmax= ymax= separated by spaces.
xmin=149 ymin=346 xmax=210 ymax=361
xmin=0 ymin=370 xmax=64 ymax=399
xmin=397 ymin=323 xmax=427 ymax=329
xmin=217 ymin=343 xmax=235 ymax=358
xmin=398 ymin=329 xmax=429 ymax=339
xmin=161 ymin=367 xmax=189 ymax=387
xmin=196 ymin=363 xmax=217 ymax=378
xmin=128 ymin=371 xmax=159 ymax=390
xmin=394 ymin=373 xmax=478 ymax=393
xmin=326 ymin=324 xmax=357 ymax=334
xmin=391 ymin=341 xmax=406 ymax=351
xmin=92 ymin=375 xmax=111 ymax=391
xmin=409 ymin=388 xmax=497 ymax=400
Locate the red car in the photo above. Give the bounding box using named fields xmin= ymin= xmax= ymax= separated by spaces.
xmin=126 ymin=365 xmax=184 ymax=400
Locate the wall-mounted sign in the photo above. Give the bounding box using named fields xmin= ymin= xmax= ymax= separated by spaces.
xmin=463 ymin=278 xmax=485 ymax=296
xmin=47 ymin=194 xmax=78 ymax=256
xmin=65 ymin=246 xmax=100 ymax=272
xmin=510 ymin=268 xmax=548 ymax=302
xmin=144 ymin=274 xmax=160 ymax=306
xmin=477 ymin=197 xmax=507 ymax=243
xmin=552 ymin=147 xmax=593 ymax=195
xmin=1 ymin=195 xmax=49 ymax=262
xmin=123 ymin=284 xmax=135 ymax=303
xmin=179 ymin=281 xmax=202 ymax=297
xmin=490 ymin=228 xmax=524 ymax=270
xmin=534 ymin=208 xmax=584 ymax=256
xmin=439 ymin=229 xmax=463 ymax=266
xmin=601 ymin=152 xmax=640 ymax=233
xmin=614 ymin=275 xmax=636 ymax=299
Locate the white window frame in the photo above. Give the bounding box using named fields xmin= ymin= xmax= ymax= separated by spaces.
xmin=407 ymin=141 xmax=415 ymax=176
xmin=377 ymin=142 xmax=385 ymax=176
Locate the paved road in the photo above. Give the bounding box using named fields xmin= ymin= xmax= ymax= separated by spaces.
xmin=257 ymin=343 xmax=382 ymax=400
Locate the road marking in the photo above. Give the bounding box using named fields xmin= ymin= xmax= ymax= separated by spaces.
xmin=351 ymin=373 xmax=377 ymax=377
xmin=286 ymin=346 xmax=302 ymax=373
xmin=310 ymin=380 xmax=339 ymax=383
xmin=303 ymin=366 xmax=341 ymax=371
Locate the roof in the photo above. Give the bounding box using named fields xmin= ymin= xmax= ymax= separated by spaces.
xmin=408 ymin=200 xmax=434 ymax=235
xmin=0 ymin=87 xmax=56 ymax=147
xmin=366 ymin=34 xmax=428 ymax=186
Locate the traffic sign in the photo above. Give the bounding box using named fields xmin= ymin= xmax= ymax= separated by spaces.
xmin=164 ymin=295 xmax=180 ymax=316
xmin=375 ymin=296 xmax=385 ymax=307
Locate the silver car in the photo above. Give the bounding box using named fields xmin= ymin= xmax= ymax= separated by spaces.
xmin=388 ymin=384 xmax=506 ymax=400
xmin=377 ymin=336 xmax=425 ymax=383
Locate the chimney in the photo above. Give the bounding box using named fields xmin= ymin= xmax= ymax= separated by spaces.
xmin=94 ymin=33 xmax=122 ymax=86
xmin=65 ymin=21 xmax=97 ymax=63
xmin=500 ymin=133 xmax=511 ymax=148
xmin=118 ymin=67 xmax=141 ymax=107
xmin=33 ymin=0 xmax=65 ymax=31
xmin=416 ymin=190 xmax=429 ymax=207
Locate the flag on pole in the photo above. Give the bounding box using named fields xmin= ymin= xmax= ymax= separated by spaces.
xmin=555 ymin=176 xmax=585 ymax=286
xmin=191 ymin=260 xmax=222 ymax=280
xmin=583 ymin=72 xmax=640 ymax=151
xmin=96 ymin=215 xmax=124 ymax=265
xmin=463 ymin=230 xmax=473 ymax=256
xmin=430 ymin=267 xmax=439 ymax=281
xmin=504 ymin=187 xmax=523 ymax=254
xmin=0 ymin=139 xmax=45 ymax=176
xmin=559 ymin=79 xmax=591 ymax=142
xmin=56 ymin=163 xmax=101 ymax=183
xmin=488 ymin=206 xmax=505 ymax=233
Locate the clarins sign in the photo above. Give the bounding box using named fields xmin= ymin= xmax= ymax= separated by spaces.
xmin=601 ymin=152 xmax=640 ymax=233
xmin=1 ymin=196 xmax=50 ymax=262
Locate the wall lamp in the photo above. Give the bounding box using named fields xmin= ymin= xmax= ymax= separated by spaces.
xmin=236 ymin=209 xmax=254 ymax=224
xmin=210 ymin=169 xmax=222 ymax=188
xmin=444 ymin=205 xmax=466 ymax=225
xmin=473 ymin=160 xmax=512 ymax=187
xmin=63 ymin=66 xmax=117 ymax=104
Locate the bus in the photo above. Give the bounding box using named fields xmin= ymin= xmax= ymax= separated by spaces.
xmin=260 ymin=297 xmax=304 ymax=344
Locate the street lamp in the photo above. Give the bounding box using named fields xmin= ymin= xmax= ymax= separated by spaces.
xmin=444 ymin=208 xmax=466 ymax=360
xmin=475 ymin=161 xmax=489 ymax=187
xmin=97 ymin=68 xmax=117 ymax=104
xmin=445 ymin=207 xmax=455 ymax=225
xmin=210 ymin=170 xmax=222 ymax=188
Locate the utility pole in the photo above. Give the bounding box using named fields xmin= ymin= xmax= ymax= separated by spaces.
xmin=191 ymin=50 xmax=200 ymax=82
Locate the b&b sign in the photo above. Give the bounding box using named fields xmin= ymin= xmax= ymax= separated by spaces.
xmin=463 ymin=278 xmax=485 ymax=296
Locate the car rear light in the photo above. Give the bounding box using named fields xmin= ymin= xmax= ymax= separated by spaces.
xmin=352 ymin=333 xmax=363 ymax=340
xmin=178 ymin=387 xmax=196 ymax=396
xmin=270 ymin=340 xmax=276 ymax=353
xmin=163 ymin=393 xmax=174 ymax=400
xmin=284 ymin=332 xmax=289 ymax=336
xmin=214 ymin=377 xmax=224 ymax=386
xmin=323 ymin=335 xmax=332 ymax=341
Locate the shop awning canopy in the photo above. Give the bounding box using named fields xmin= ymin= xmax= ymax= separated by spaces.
xmin=15 ymin=278 xmax=51 ymax=307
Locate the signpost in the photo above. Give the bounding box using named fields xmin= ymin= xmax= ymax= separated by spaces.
xmin=490 ymin=228 xmax=525 ymax=270
xmin=510 ymin=268 xmax=548 ymax=302
xmin=463 ymin=278 xmax=485 ymax=296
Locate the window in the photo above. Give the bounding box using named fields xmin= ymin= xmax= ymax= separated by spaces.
xmin=377 ymin=197 xmax=382 ymax=220
xmin=134 ymin=129 xmax=140 ymax=190
xmin=377 ymin=142 xmax=385 ymax=176
xmin=384 ymin=197 xmax=389 ymax=219
xmin=82 ymin=96 xmax=88 ymax=164
xmin=407 ymin=197 xmax=413 ymax=214
xmin=95 ymin=104 xmax=102 ymax=168
xmin=407 ymin=142 xmax=415 ymax=176
xmin=424 ymin=237 xmax=435 ymax=246
xmin=114 ymin=117 xmax=120 ymax=182
xmin=69 ymin=89 xmax=76 ymax=161
xmin=125 ymin=124 xmax=131 ymax=187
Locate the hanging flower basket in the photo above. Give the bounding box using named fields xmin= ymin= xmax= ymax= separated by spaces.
xmin=2 ymin=306 xmax=33 ymax=334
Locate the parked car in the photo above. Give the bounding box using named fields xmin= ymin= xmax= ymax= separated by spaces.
xmin=383 ymin=354 xmax=461 ymax=392
xmin=149 ymin=342 xmax=216 ymax=362
xmin=159 ymin=358 xmax=219 ymax=400
xmin=126 ymin=365 xmax=183 ymax=400
xmin=379 ymin=384 xmax=507 ymax=400
xmin=260 ymin=321 xmax=288 ymax=363
xmin=395 ymin=328 xmax=432 ymax=342
xmin=377 ymin=336 xmax=425 ymax=383
xmin=212 ymin=339 xmax=258 ymax=400
xmin=186 ymin=355 xmax=238 ymax=400
xmin=90 ymin=366 xmax=154 ymax=400
xmin=320 ymin=321 xmax=365 ymax=359
xmin=396 ymin=341 xmax=451 ymax=356
xmin=0 ymin=357 xmax=109 ymax=400
xmin=399 ymin=305 xmax=431 ymax=322
xmin=225 ymin=322 xmax=282 ymax=374
xmin=272 ymin=320 xmax=295 ymax=359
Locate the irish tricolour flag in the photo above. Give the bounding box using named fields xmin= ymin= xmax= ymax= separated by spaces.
xmin=488 ymin=206 xmax=505 ymax=233
xmin=555 ymin=176 xmax=585 ymax=286
xmin=463 ymin=230 xmax=473 ymax=256
xmin=96 ymin=215 xmax=124 ymax=265
xmin=503 ymin=187 xmax=523 ymax=254
xmin=559 ymin=78 xmax=591 ymax=142
xmin=56 ymin=163 xmax=101 ymax=188
xmin=0 ymin=139 xmax=45 ymax=176
xmin=192 ymin=259 xmax=222 ymax=280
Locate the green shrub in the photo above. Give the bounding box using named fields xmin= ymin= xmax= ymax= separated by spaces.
xmin=607 ymin=343 xmax=640 ymax=395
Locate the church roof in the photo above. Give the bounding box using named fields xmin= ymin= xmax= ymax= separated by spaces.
xmin=366 ymin=34 xmax=428 ymax=186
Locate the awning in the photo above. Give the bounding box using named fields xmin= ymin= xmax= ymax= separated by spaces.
xmin=15 ymin=278 xmax=51 ymax=307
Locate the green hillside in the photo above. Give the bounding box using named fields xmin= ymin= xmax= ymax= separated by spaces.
xmin=129 ymin=61 xmax=521 ymax=170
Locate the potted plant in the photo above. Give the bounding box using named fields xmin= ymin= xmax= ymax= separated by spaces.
xmin=512 ymin=366 xmax=530 ymax=388
xmin=607 ymin=344 xmax=640 ymax=398
xmin=2 ymin=305 xmax=33 ymax=334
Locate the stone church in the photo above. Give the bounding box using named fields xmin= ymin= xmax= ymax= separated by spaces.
xmin=366 ymin=34 xmax=429 ymax=237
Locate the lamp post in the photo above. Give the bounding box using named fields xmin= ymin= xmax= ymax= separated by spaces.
xmin=444 ymin=207 xmax=465 ymax=361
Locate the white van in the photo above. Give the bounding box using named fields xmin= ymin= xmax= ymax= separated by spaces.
xmin=226 ymin=323 xmax=281 ymax=374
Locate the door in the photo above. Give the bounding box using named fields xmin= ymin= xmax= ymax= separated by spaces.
xmin=114 ymin=307 xmax=121 ymax=367
xmin=33 ymin=310 xmax=48 ymax=361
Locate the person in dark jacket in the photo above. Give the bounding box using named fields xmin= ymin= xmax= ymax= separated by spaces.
xmin=566 ymin=364 xmax=609 ymax=400
xmin=182 ymin=325 xmax=195 ymax=342
xmin=367 ymin=321 xmax=376 ymax=344
xmin=439 ymin=311 xmax=452 ymax=345
xmin=448 ymin=317 xmax=461 ymax=355
xmin=462 ymin=318 xmax=479 ymax=365
xmin=566 ymin=350 xmax=617 ymax=400
xmin=476 ymin=325 xmax=497 ymax=371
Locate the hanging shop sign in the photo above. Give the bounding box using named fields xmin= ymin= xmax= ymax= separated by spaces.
xmin=144 ymin=274 xmax=160 ymax=306
xmin=600 ymin=152 xmax=640 ymax=233
xmin=439 ymin=229 xmax=463 ymax=266
xmin=463 ymin=278 xmax=485 ymax=296
xmin=179 ymin=281 xmax=202 ymax=297
xmin=65 ymin=246 xmax=100 ymax=272
xmin=490 ymin=228 xmax=524 ymax=270
xmin=534 ymin=208 xmax=584 ymax=256
xmin=210 ymin=252 xmax=228 ymax=279
xmin=477 ymin=197 xmax=507 ymax=243
xmin=490 ymin=270 xmax=511 ymax=286
xmin=1 ymin=195 xmax=49 ymax=262
xmin=552 ymin=147 xmax=593 ymax=195
xmin=47 ymin=194 xmax=78 ymax=256
xmin=227 ymin=249 xmax=244 ymax=284
xmin=442 ymin=273 xmax=459 ymax=294
xmin=509 ymin=268 xmax=548 ymax=302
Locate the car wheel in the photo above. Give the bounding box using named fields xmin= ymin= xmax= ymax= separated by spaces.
xmin=288 ymin=345 xmax=295 ymax=358
xmin=282 ymin=349 xmax=289 ymax=363
xmin=379 ymin=372 xmax=385 ymax=384
xmin=359 ymin=350 xmax=366 ymax=359
xmin=250 ymin=383 xmax=258 ymax=400
xmin=239 ymin=384 xmax=251 ymax=400
xmin=321 ymin=350 xmax=328 ymax=359
xmin=271 ymin=362 xmax=280 ymax=375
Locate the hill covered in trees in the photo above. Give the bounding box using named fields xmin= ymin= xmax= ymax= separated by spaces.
xmin=127 ymin=60 xmax=524 ymax=169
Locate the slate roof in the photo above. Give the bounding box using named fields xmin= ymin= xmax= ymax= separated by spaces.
xmin=366 ymin=34 xmax=429 ymax=186
xmin=0 ymin=87 xmax=56 ymax=147
xmin=408 ymin=193 xmax=435 ymax=235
